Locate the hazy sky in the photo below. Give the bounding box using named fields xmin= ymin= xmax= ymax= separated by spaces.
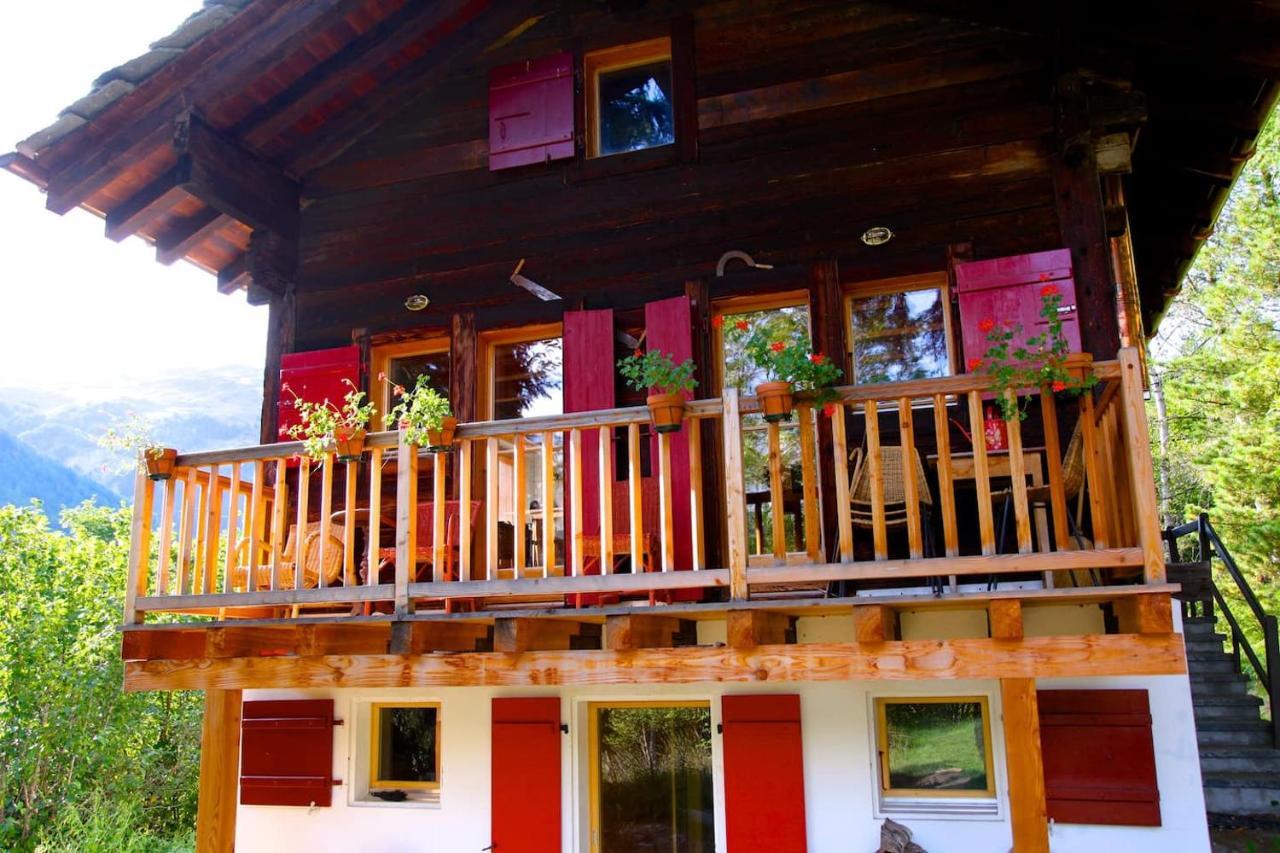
xmin=0 ymin=1 xmax=266 ymax=400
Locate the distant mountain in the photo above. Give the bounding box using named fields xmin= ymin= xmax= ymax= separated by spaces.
xmin=0 ymin=365 xmax=262 ymax=509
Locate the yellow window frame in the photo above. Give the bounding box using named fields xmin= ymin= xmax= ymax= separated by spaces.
xmin=584 ymin=36 xmax=674 ymax=159
xmin=370 ymin=337 xmax=451 ymax=431
xmin=369 ymin=701 xmax=442 ymax=791
xmin=842 ymin=272 xmax=955 ymax=385
xmin=873 ymin=694 xmax=995 ymax=799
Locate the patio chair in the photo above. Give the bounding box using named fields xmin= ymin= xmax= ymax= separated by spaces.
xmin=229 ymin=521 xmax=347 ymax=591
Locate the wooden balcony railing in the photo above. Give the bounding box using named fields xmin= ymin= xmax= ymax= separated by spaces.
xmin=123 ymin=347 xmax=1163 ymax=624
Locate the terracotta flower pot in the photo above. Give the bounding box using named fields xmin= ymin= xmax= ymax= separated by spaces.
xmin=145 ymin=448 xmax=178 ymax=481
xmin=647 ymin=392 xmax=686 ymax=434
xmin=425 ymin=416 xmax=458 ymax=452
xmin=755 ymin=381 xmax=795 ymax=423
xmin=332 ymin=427 xmax=367 ymax=462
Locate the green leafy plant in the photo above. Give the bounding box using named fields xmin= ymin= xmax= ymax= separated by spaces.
xmin=98 ymin=414 xmax=169 ymax=475
xmin=283 ymin=378 xmax=375 ymax=459
xmin=739 ymin=322 xmax=843 ymax=402
xmin=384 ymin=373 xmax=454 ymax=448
xmin=617 ymin=349 xmax=698 ymax=396
xmin=970 ymin=287 xmax=1097 ymax=421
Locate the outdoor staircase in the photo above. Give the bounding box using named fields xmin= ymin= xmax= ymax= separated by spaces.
xmin=1166 ymin=515 xmax=1280 ymax=820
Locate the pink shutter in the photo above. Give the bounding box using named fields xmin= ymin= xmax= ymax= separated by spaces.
xmin=489 ymin=52 xmax=575 ymax=171
xmin=563 ymin=308 xmax=616 ymax=579
xmin=722 ymin=694 xmax=808 ymax=852
xmin=955 ymin=249 xmax=1081 ymax=366
xmin=276 ymin=346 xmax=360 ymax=441
xmin=491 ymin=698 xmax=561 ymax=852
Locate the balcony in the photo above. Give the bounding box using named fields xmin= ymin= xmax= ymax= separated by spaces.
xmin=121 ymin=347 xmax=1168 ymax=632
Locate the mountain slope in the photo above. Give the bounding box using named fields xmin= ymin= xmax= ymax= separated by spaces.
xmin=0 ymin=430 xmax=120 ymax=511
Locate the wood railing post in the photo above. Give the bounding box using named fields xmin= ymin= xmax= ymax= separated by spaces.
xmin=124 ymin=465 xmax=156 ymax=625
xmin=722 ymin=389 xmax=748 ymax=601
xmin=1118 ymin=347 xmax=1165 ymax=583
xmin=394 ymin=430 xmax=418 ymax=616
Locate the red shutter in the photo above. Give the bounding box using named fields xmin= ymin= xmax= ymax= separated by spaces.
xmin=491 ymin=698 xmax=561 ymax=852
xmin=489 ymin=52 xmax=575 ymax=171
xmin=955 ymin=249 xmax=1081 ymax=366
xmin=240 ymin=699 xmax=334 ymax=807
xmin=563 ymin=308 xmax=616 ymax=579
xmin=1038 ymin=689 xmax=1161 ymax=827
xmin=277 ymin=345 xmax=361 ymax=441
xmin=722 ymin=694 xmax=808 ymax=853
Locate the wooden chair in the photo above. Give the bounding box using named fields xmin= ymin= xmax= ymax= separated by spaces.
xmin=229 ymin=522 xmax=347 ymax=591
xmin=579 ymin=531 xmax=658 ymax=575
xmin=372 ymin=500 xmax=483 ymax=583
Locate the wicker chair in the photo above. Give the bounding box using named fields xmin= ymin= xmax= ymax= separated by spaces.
xmin=848 ymin=444 xmax=935 ymax=536
xmin=229 ymin=521 xmax=347 ymax=591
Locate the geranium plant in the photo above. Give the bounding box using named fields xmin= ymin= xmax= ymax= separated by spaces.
xmin=384 ymin=373 xmax=456 ymax=451
xmin=616 ymin=349 xmax=698 ymax=396
xmin=284 ymin=378 xmax=375 ymax=460
xmin=99 ymin=413 xmax=177 ymax=480
xmin=739 ymin=323 xmax=843 ymax=422
xmin=969 ymin=286 xmax=1097 ymax=421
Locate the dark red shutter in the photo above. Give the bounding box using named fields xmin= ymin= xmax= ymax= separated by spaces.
xmin=240 ymin=699 xmax=334 ymax=807
xmin=277 ymin=345 xmax=361 ymax=441
xmin=1038 ymin=689 xmax=1161 ymax=827
xmin=491 ymin=697 xmax=561 ymax=852
xmin=489 ymin=52 xmax=575 ymax=171
xmin=722 ymin=694 xmax=808 ymax=852
xmin=563 ymin=308 xmax=616 ymax=579
xmin=954 ymin=248 xmax=1081 ymax=366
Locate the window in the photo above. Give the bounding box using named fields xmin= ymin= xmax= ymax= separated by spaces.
xmin=588 ymin=702 xmax=715 ymax=853
xmin=873 ymin=696 xmax=994 ymax=800
xmin=585 ymin=38 xmax=675 ymax=158
xmin=371 ymin=338 xmax=451 ymax=430
xmin=845 ymin=273 xmax=954 ymax=385
xmin=370 ymin=702 xmax=441 ymax=793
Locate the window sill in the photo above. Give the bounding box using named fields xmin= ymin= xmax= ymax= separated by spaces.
xmin=353 ymin=790 xmax=441 ymax=809
xmin=876 ymin=795 xmax=1000 ymax=821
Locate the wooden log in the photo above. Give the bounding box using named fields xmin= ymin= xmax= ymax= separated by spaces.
xmin=195 ymin=689 xmax=242 ymax=853
xmin=831 ymin=403 xmax=854 ymax=562
xmin=395 ymin=431 xmax=418 ymax=616
xmin=797 ymin=405 xmax=822 ymax=562
xmin=854 ymin=605 xmax=897 ymax=643
xmin=604 ymin=615 xmax=681 ymax=650
xmin=1119 ymin=348 xmax=1167 ymax=583
xmin=988 ymin=599 xmax=1024 ymax=639
xmin=494 ymin=618 xmax=588 ymax=654
xmin=967 ymin=392 xmax=996 ymax=555
xmin=1001 ymin=678 xmax=1049 ymax=853
xmin=864 ymin=401 xmax=888 ymax=560
xmin=1114 ymin=592 xmax=1174 ymax=635
xmin=722 ymin=390 xmax=749 ymax=600
xmin=727 ymin=610 xmax=790 ymax=648
xmin=932 ymin=394 xmax=959 ymax=557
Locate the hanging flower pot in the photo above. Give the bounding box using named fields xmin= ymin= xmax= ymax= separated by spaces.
xmin=145 ymin=448 xmax=178 ymax=481
xmin=755 ymin=381 xmax=795 ymax=423
xmin=646 ymin=392 xmax=686 ymax=434
xmin=332 ymin=426 xmax=367 ymax=462
xmin=424 ymin=416 xmax=458 ymax=453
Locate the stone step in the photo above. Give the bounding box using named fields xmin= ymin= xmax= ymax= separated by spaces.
xmin=1188 ymin=657 xmax=1246 ymax=675
xmin=1202 ymin=773 xmax=1280 ymax=816
xmin=1198 ymin=723 xmax=1275 ymax=748
xmin=1191 ymin=670 xmax=1252 ymax=686
xmin=1199 ymin=747 xmax=1280 ymax=775
xmin=1195 ymin=703 xmax=1267 ymax=722
xmin=1193 ymin=693 xmax=1264 ymax=708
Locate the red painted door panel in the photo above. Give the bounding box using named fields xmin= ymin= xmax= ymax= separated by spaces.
xmin=563 ymin=309 xmax=616 ymax=570
xmin=489 ymin=52 xmax=575 ymax=171
xmin=491 ymin=698 xmax=561 ymax=852
xmin=1038 ymin=689 xmax=1160 ymax=826
xmin=721 ymin=694 xmax=808 ymax=853
xmin=955 ymin=249 xmax=1081 ymax=366
xmin=240 ymin=699 xmax=334 ymax=807
xmin=276 ymin=345 xmax=360 ymax=441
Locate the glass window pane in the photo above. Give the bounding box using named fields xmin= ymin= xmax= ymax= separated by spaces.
xmin=388 ymin=351 xmax=450 ymax=398
xmin=376 ymin=706 xmax=438 ymax=785
xmin=493 ymin=337 xmax=563 ymax=420
xmin=882 ymin=701 xmax=988 ymax=792
xmin=596 ymin=705 xmax=715 ymax=853
xmin=849 ymin=288 xmax=949 ymax=384
xmin=598 ymin=60 xmax=675 ymax=156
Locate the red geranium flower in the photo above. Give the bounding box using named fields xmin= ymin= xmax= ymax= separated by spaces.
xmin=979 ymin=318 xmax=996 ymax=333
xmin=809 ymin=353 xmax=827 ymax=364
xmin=1041 ymin=284 xmax=1059 ymax=297
xmin=736 ymin=319 xmax=749 ymax=332
xmin=967 ymin=358 xmax=983 ymax=372
xmin=1051 ymin=380 xmax=1066 ymax=392
xmin=393 ymin=385 xmax=405 ymax=397
xmin=822 ymin=403 xmax=837 ymax=418
xmin=377 ymin=371 xmax=387 ymax=382
xmin=633 ymin=348 xmax=643 ymax=358
xmin=711 ymin=315 xmax=724 ymax=329
xmin=1039 ymin=272 xmax=1052 ymax=282
xmin=281 ymin=382 xmax=291 ymax=393
xmin=770 ymin=341 xmax=786 ymax=353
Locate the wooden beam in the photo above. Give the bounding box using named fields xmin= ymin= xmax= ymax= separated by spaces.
xmin=216 ymin=255 xmax=250 ymax=294
xmin=195 ymin=689 xmax=241 ymax=853
xmin=493 ymin=617 xmax=590 ymax=653
xmin=389 ymin=621 xmax=489 ymax=654
xmin=726 ymin=610 xmax=790 ymax=648
xmin=1113 ymin=593 xmax=1173 ymax=635
xmin=1001 ymin=678 xmax=1049 ymax=853
xmin=988 ymin=599 xmax=1024 ymax=640
xmin=259 ymin=285 xmax=295 ymax=445
xmin=125 ymin=633 xmax=1187 ymax=691
xmin=603 ymin=615 xmax=681 ymax=650
xmin=853 ymin=605 xmax=897 ymax=643
xmin=156 ymin=208 xmax=233 ymax=265
xmin=103 ymin=162 xmax=189 ymax=242
xmin=746 ymin=547 xmax=1143 ymax=585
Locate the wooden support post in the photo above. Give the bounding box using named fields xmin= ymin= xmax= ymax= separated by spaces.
xmin=124 ymin=467 xmax=156 ymax=624
xmin=395 ymin=431 xmax=418 ymax=615
xmin=722 ymin=389 xmax=748 ymax=601
xmin=494 ymin=618 xmax=587 ymax=653
xmin=1114 ymin=593 xmax=1174 ymax=635
xmin=195 ymin=689 xmax=242 ymax=853
xmin=854 ymin=605 xmax=897 ymax=643
xmin=604 ymin=615 xmax=681 ymax=650
xmin=1001 ymin=678 xmax=1049 ymax=853
xmin=810 ymin=260 xmax=845 ymax=562
xmin=1119 ymin=348 xmax=1166 ymax=583
xmin=726 ymin=610 xmax=790 ymax=648
xmin=989 ymin=600 xmax=1025 ymax=639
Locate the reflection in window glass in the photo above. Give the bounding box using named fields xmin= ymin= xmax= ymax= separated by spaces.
xmin=492 ymin=337 xmax=563 ymax=420
xmin=878 ymin=699 xmax=991 ymax=794
xmin=373 ymin=705 xmax=439 ymax=788
xmin=594 ymin=705 xmax=715 ymax=853
xmin=849 ymin=288 xmax=949 ymax=384
xmin=387 ymin=351 xmax=450 ymax=398
xmin=597 ymin=60 xmax=675 ymax=156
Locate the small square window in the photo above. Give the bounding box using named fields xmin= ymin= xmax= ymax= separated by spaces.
xmin=371 ymin=703 xmax=440 ymax=791
xmin=585 ymin=38 xmax=675 ymax=158
xmin=846 ymin=275 xmax=954 ymax=385
xmin=874 ymin=696 xmax=994 ymax=799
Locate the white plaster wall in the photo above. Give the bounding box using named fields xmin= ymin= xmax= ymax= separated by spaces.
xmin=235 ymin=669 xmax=1209 ymax=853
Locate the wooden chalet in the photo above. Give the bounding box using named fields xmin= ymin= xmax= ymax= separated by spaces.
xmin=6 ymin=1 xmax=1278 ymax=851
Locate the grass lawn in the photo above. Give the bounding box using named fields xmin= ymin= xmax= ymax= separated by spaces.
xmin=885 ymin=703 xmax=988 ymax=791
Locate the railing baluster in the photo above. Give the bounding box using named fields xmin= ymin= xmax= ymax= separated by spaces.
xmin=570 ymin=428 xmax=585 ymax=577
xmin=1039 ymin=385 xmax=1070 ymax=551
xmin=294 ymin=457 xmax=310 ymax=591
xmin=486 ymin=437 xmax=499 ymax=580
xmin=123 ymin=467 xmax=155 ymax=625
xmin=966 ymin=392 xmax=996 ymax=556
xmin=367 ymin=447 xmax=382 ymax=586
xmin=657 ymin=429 xmax=675 ymax=572
xmin=767 ymin=420 xmax=786 ymax=560
xmin=688 ymin=418 xmax=705 ymax=570
xmin=457 ymin=440 xmax=471 ymax=582
xmin=541 ymin=432 xmax=555 ymax=576
xmin=395 ymin=430 xmax=418 ymax=615
xmin=797 ymin=405 xmax=821 ymax=563
xmin=192 ymin=472 xmax=209 ymax=596
xmin=598 ymin=425 xmax=614 ymax=574
xmin=830 ymin=402 xmax=853 ymax=563
xmin=628 ymin=423 xmax=644 ymax=575
xmin=1078 ymin=387 xmax=1110 ymax=549
xmin=1004 ymin=392 xmax=1033 ymax=554
xmin=157 ymin=474 xmax=176 ymax=596
xmin=432 ymin=451 xmax=447 ymax=582
xmin=513 ymin=434 xmax=526 ymax=576
xmin=932 ymin=394 xmax=959 ymax=558
xmin=343 ymin=458 xmax=358 ymax=587
xmin=275 ymin=460 xmax=291 ymax=590
xmin=318 ymin=454 xmax=334 ymax=588
xmin=722 ymin=389 xmax=748 ymax=600
xmin=203 ymin=466 xmax=223 ymax=594
xmin=898 ymin=398 xmax=923 ymax=560
xmin=223 ymin=463 xmax=240 ymax=594
xmin=863 ymin=401 xmax=887 ymax=561
xmin=182 ymin=466 xmax=202 ymax=594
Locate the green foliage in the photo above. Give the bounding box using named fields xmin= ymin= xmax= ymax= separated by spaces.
xmin=738 ymin=321 xmax=843 ymax=401
xmin=99 ymin=413 xmax=168 ymax=475
xmin=0 ymin=502 xmax=201 ymax=851
xmin=386 ymin=375 xmax=454 ymax=448
xmin=971 ymin=290 xmax=1096 ymax=421
xmin=616 ymin=349 xmax=698 ymax=396
xmin=283 ymin=378 xmax=375 ymax=459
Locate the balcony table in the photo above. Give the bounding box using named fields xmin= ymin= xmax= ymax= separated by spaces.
xmin=928 ymin=448 xmax=1053 ymax=555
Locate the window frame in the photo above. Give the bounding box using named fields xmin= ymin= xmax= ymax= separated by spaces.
xmin=586 ymin=699 xmax=715 ymax=853
xmin=872 ymin=694 xmax=996 ymax=800
xmin=710 ymin=289 xmax=812 ymax=395
xmin=369 ymin=701 xmax=442 ymax=792
xmin=479 ymin=322 xmax=564 ymax=421
xmin=370 ymin=336 xmax=451 ymax=431
xmin=584 ymin=36 xmax=675 ymax=160
xmin=842 ymin=272 xmax=956 ymax=386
